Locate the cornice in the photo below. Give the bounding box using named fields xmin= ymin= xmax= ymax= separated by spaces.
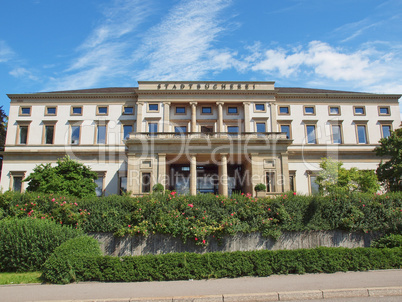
xmin=276 ymin=93 xmax=401 ymax=100
xmin=8 ymin=93 xmax=138 ymax=100
xmin=136 ymin=90 xmax=277 ymax=96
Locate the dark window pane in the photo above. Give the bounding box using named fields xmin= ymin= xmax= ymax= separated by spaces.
xmin=332 ymin=125 xmax=342 ymax=144
xmin=306 ymin=125 xmax=316 ymax=144
xmin=21 ymin=107 xmax=30 ymax=115
xmin=202 ymin=107 xmax=212 ymax=113
xmin=47 ymin=107 xmax=56 ymax=115
xmin=279 ymin=107 xmax=289 ymax=114
xmin=124 ymin=107 xmax=134 ymax=114
xmin=13 ymin=177 xmax=22 ymax=192
xmin=305 ymin=107 xmax=314 ymax=114
xmin=149 ymin=104 xmax=158 ymax=111
xmin=281 ymin=125 xmax=290 ymax=139
xmin=255 ymin=104 xmax=265 ymax=111
xmin=98 ymin=107 xmax=108 ymax=114
xmin=228 ymin=107 xmax=238 ymax=114
xmin=97 ymin=126 xmax=106 ymax=144
xmin=330 ymin=107 xmax=339 ymax=114
xmin=72 ymin=107 xmax=82 ymax=114
xmin=19 ymin=126 xmax=28 ymax=144
xmin=357 ymin=125 xmax=367 ymax=143
xmin=355 ymin=107 xmax=364 ymax=115
xmin=256 ymin=123 xmax=265 ymax=133
xmin=142 ymin=173 xmax=151 ymax=193
xmin=176 ymin=107 xmax=185 ymax=113
xmin=123 ymin=125 xmax=133 ymax=139
xmin=71 ymin=126 xmax=80 ymax=144
xmin=380 ymin=107 xmax=389 ymax=114
xmin=45 ymin=126 xmax=54 ymax=144
xmin=382 ymin=125 xmax=391 ymax=138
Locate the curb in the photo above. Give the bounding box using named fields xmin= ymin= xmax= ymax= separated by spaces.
xmin=35 ymin=286 xmax=402 ymax=302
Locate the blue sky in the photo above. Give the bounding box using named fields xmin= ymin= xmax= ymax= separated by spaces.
xmin=1 ymin=0 xmax=401 ymax=116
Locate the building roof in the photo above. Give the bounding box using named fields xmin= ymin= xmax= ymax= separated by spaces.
xmin=44 ymin=87 xmax=137 ymax=94
xmin=275 ymin=87 xmax=366 ymax=94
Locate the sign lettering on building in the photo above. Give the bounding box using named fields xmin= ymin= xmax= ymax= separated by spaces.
xmin=157 ymin=83 xmax=256 ymax=91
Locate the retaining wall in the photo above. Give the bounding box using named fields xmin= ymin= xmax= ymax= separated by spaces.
xmin=90 ymin=231 xmax=380 ymax=256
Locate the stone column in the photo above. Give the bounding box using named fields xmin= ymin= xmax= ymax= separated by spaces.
xmin=190 ymin=154 xmax=197 ymax=195
xmin=216 ymin=102 xmax=224 ymax=133
xmin=158 ymin=153 xmax=167 ymax=188
xmin=190 ymin=102 xmax=197 ymax=132
xmin=243 ymin=102 xmax=250 ymax=133
xmin=163 ymin=102 xmax=171 ymax=132
xmin=136 ymin=102 xmax=144 ymax=132
xmin=127 ymin=153 xmax=140 ymax=195
xmin=219 ymin=153 xmax=228 ymax=197
xmin=281 ymin=152 xmax=290 ymax=192
xmin=270 ymin=102 xmax=277 ymax=132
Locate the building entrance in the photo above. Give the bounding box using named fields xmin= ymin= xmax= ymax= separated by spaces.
xmin=169 ymin=164 xmax=243 ymax=195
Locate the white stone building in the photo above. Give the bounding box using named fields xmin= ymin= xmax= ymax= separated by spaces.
xmin=1 ymin=81 xmax=400 ymax=196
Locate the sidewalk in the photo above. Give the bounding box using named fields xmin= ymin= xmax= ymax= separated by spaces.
xmin=0 ymin=269 xmax=401 ymax=302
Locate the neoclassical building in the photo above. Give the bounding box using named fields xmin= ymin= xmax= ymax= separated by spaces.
xmin=1 ymin=81 xmax=400 ymax=196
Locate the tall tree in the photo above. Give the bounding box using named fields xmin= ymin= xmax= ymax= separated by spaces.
xmin=375 ymin=128 xmax=402 ymax=192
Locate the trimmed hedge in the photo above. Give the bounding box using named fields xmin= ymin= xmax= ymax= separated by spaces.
xmin=371 ymin=234 xmax=402 ymax=248
xmin=41 ymin=246 xmax=402 ymax=284
xmin=42 ymin=235 xmax=102 ymax=284
xmin=0 ymin=218 xmax=83 ymax=272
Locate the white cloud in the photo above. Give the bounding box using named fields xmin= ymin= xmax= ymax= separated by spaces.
xmin=134 ymin=0 xmax=236 ymax=80
xmin=45 ymin=0 xmax=152 ymax=91
xmin=0 ymin=41 xmax=14 ymax=63
xmin=9 ymin=67 xmax=39 ymax=81
xmin=251 ymin=41 xmax=402 ymax=91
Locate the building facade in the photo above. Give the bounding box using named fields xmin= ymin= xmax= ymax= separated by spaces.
xmin=1 ymin=81 xmax=400 ymax=196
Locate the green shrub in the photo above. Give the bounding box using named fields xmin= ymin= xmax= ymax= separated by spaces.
xmin=41 ymin=235 xmax=102 ymax=284
xmin=0 ymin=218 xmax=83 ymax=272
xmin=152 ymin=183 xmax=164 ymax=193
xmin=41 ymin=246 xmax=402 ymax=284
xmin=371 ymin=234 xmax=402 ymax=248
xmin=254 ymin=183 xmax=266 ymax=192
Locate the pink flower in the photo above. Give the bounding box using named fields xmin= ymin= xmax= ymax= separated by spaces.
xmin=293 ymin=192 xmax=296 ymax=195
xmin=171 ymin=191 xmax=176 ymax=196
xmin=195 ymin=237 xmax=198 ymax=241
xmin=202 ymin=240 xmax=206 ymax=244
xmin=188 ymin=203 xmax=194 ymax=208
xmin=231 ymin=213 xmax=234 ymax=216
xmin=128 ymin=225 xmax=131 ymax=228
xmin=51 ymin=198 xmax=55 ymax=202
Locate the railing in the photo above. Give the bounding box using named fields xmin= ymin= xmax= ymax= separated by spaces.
xmin=128 ymin=132 xmax=288 ymax=140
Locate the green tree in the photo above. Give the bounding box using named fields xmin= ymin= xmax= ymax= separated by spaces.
xmin=315 ymin=157 xmax=379 ymax=194
xmin=24 ymin=156 xmax=98 ymax=197
xmin=375 ymin=128 xmax=402 ymax=192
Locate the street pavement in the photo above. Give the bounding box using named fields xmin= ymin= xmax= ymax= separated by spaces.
xmin=0 ymin=269 xmax=401 ymax=302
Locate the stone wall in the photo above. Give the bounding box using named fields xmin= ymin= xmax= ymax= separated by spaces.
xmin=90 ymin=231 xmax=379 ymax=256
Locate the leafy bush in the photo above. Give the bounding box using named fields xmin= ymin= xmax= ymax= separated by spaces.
xmin=41 ymin=246 xmax=402 ymax=284
xmin=0 ymin=218 xmax=83 ymax=272
xmin=41 ymin=235 xmax=102 ymax=284
xmin=371 ymin=234 xmax=402 ymax=248
xmin=254 ymin=183 xmax=266 ymax=192
xmin=152 ymin=183 xmax=164 ymax=193
xmin=1 ymin=191 xmax=401 ymax=246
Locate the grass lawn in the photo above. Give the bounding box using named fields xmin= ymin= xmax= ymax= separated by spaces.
xmin=0 ymin=272 xmax=42 ymax=285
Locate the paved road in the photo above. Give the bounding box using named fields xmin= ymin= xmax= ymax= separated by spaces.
xmin=0 ymin=269 xmax=401 ymax=302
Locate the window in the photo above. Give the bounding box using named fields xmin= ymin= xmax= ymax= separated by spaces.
xmin=228 ymin=107 xmax=238 ymax=114
xmin=201 ymin=107 xmax=212 ymax=114
xmin=120 ymin=176 xmax=127 ymax=195
xmin=379 ymin=106 xmax=390 ymax=116
xmin=46 ymin=106 xmax=57 ymax=116
xmin=265 ymin=171 xmax=276 ymax=193
xmin=381 ymin=125 xmax=391 ymax=138
xmin=329 ymin=106 xmax=340 ymax=115
xmin=45 ymin=125 xmax=54 ymax=144
xmin=71 ymin=126 xmax=80 ymax=145
xmin=71 ymin=106 xmax=82 ymax=115
xmin=354 ymin=106 xmax=365 ymax=115
xmin=227 ymin=126 xmax=239 ymax=136
xmin=95 ymin=177 xmax=104 ymax=197
xmin=331 ymin=125 xmax=342 ymax=144
xmin=289 ymin=171 xmax=296 ymax=192
xmin=201 ymin=126 xmax=213 ymax=134
xmin=255 ymin=104 xmax=265 ymax=112
xmin=123 ymin=106 xmax=134 ymax=115
xmin=309 ymin=175 xmax=320 ymax=195
xmin=19 ymin=107 xmax=31 ymax=116
xmin=175 ymin=126 xmax=187 ymax=135
xmin=97 ymin=106 xmax=108 ymax=115
xmin=123 ymin=125 xmax=133 ymax=140
xmin=142 ymin=173 xmax=151 ymax=193
xmin=97 ymin=125 xmax=106 ymax=144
xmin=306 ymin=125 xmax=317 ymax=144
xmin=356 ymin=125 xmax=367 ymax=144
xmin=279 ymin=106 xmax=290 ymax=115
xmin=256 ymin=122 xmax=266 ymax=133
xmin=148 ymin=104 xmax=159 ymax=111
xmin=304 ymin=106 xmax=315 ymax=115
xmin=175 ymin=107 xmax=186 ymax=114
xmin=10 ymin=171 xmax=26 ymax=193
xmin=148 ymin=123 xmax=158 ymax=135
xmin=19 ymin=125 xmax=28 ymax=144
xmin=281 ymin=125 xmax=291 ymax=139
